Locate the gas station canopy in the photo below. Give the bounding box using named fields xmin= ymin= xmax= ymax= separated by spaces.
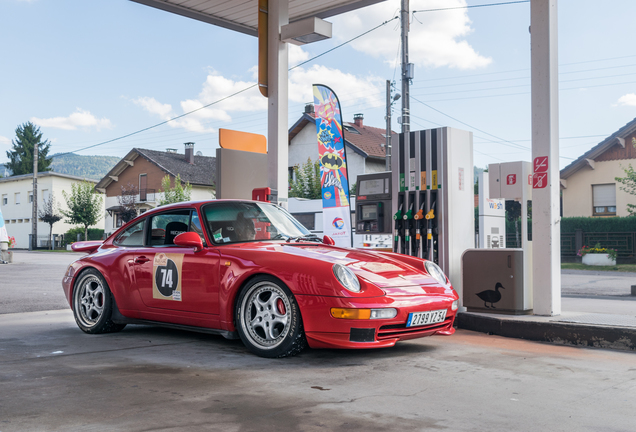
xmin=131 ymin=0 xmax=383 ymax=36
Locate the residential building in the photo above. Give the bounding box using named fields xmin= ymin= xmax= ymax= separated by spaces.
xmin=288 ymin=105 xmax=394 ymax=186
xmin=0 ymin=172 xmax=104 ymax=248
xmin=560 ymin=117 xmax=636 ymax=217
xmin=95 ymin=144 xmax=216 ymax=236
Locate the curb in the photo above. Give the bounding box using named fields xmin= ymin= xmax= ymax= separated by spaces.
xmin=456 ymin=312 xmax=636 ymax=352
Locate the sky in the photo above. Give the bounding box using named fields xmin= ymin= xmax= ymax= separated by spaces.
xmin=1 ymin=0 xmax=636 ymax=170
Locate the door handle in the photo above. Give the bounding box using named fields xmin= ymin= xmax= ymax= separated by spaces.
xmin=135 ymin=256 xmax=150 ymax=264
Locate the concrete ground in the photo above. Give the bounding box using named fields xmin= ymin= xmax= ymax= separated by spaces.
xmin=1 ymin=251 xmax=635 ymax=431
xmin=1 ymin=309 xmax=635 ymax=432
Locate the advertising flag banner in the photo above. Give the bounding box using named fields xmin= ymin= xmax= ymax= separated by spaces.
xmin=313 ymin=84 xmax=352 ymax=247
xmin=0 ymin=208 xmax=8 ymax=244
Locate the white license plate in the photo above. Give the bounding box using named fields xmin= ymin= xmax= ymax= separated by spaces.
xmin=406 ymin=309 xmax=447 ymax=327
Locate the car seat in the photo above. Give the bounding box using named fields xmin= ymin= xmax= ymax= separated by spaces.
xmin=164 ymin=221 xmax=188 ymax=245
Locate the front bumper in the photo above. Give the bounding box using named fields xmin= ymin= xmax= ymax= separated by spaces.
xmin=295 ymin=293 xmax=457 ymax=349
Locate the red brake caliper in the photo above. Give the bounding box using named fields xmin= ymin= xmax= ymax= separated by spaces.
xmin=276 ymin=298 xmax=286 ymax=315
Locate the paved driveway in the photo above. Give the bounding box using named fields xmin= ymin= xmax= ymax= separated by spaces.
xmin=1 ymin=309 xmax=635 ymax=432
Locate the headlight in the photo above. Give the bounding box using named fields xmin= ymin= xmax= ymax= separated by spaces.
xmin=332 ymin=264 xmax=361 ymax=293
xmin=425 ymin=261 xmax=447 ymax=286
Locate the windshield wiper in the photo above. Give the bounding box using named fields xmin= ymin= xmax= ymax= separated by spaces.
xmin=285 ymin=234 xmax=322 ymax=243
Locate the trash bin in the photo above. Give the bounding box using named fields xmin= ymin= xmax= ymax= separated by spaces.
xmin=461 ymin=249 xmax=532 ymax=314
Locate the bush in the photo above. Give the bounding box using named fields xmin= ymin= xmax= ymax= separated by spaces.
xmin=63 ymin=227 xmax=105 ymax=246
xmin=561 ymin=216 xmax=636 ymax=233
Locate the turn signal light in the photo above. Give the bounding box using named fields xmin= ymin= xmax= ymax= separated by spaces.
xmin=451 ymin=300 xmax=458 ymax=311
xmin=330 ymin=308 xmax=398 ymax=320
xmin=331 ymin=308 xmax=371 ymax=320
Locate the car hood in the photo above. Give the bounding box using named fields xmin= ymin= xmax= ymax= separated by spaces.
xmin=269 ymin=242 xmax=447 ymax=294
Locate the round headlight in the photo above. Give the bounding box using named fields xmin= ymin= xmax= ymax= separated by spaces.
xmin=332 ymin=264 xmax=361 ymax=293
xmin=425 ymin=261 xmax=447 ymax=286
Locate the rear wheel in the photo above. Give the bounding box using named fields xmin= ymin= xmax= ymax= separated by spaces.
xmin=72 ymin=268 xmax=126 ymax=334
xmin=236 ymin=276 xmax=306 ymax=358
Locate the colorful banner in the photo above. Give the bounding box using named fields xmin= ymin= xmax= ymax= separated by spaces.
xmin=0 ymin=208 xmax=8 ymax=244
xmin=313 ymin=84 xmax=352 ymax=247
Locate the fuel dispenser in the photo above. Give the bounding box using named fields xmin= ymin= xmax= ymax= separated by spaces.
xmin=391 ymin=127 xmax=474 ymax=302
xmin=355 ymin=172 xmax=392 ymax=235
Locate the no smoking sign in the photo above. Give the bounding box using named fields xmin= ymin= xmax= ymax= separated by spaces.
xmin=533 ymin=173 xmax=548 ymax=189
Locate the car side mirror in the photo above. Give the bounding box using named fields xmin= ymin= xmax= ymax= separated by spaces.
xmin=174 ymin=232 xmax=204 ymax=252
xmin=322 ymin=235 xmax=335 ymax=245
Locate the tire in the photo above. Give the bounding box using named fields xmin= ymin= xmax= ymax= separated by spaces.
xmin=235 ymin=276 xmax=306 ymax=358
xmin=72 ymin=268 xmax=126 ymax=334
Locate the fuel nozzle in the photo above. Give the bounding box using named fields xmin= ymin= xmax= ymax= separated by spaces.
xmin=393 ymin=205 xmax=403 ymax=221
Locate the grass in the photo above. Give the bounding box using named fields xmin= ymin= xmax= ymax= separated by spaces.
xmin=561 ymin=263 xmax=636 ymax=272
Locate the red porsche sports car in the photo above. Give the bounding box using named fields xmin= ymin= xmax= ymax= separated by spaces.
xmin=62 ymin=200 xmax=458 ymax=358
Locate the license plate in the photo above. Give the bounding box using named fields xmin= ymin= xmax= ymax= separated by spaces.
xmin=406 ymin=309 xmax=447 ymax=327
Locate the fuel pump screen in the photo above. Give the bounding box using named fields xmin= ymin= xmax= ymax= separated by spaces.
xmin=359 ymin=179 xmax=385 ymax=195
xmin=361 ymin=204 xmax=378 ymax=220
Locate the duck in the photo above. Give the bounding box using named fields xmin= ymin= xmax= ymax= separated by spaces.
xmin=476 ymin=283 xmax=505 ymax=308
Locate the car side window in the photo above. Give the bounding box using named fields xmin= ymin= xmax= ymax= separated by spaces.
xmin=114 ymin=219 xmax=145 ymax=246
xmin=190 ymin=212 xmax=207 ymax=246
xmin=148 ymin=210 xmax=191 ymax=246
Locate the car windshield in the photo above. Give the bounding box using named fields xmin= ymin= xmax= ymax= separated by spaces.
xmin=202 ymin=201 xmax=310 ymax=244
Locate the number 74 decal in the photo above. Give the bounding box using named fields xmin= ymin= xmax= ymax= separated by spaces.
xmin=152 ymin=253 xmax=184 ymax=301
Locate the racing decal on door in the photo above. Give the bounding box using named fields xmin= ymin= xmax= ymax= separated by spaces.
xmin=152 ymin=253 xmax=184 ymax=301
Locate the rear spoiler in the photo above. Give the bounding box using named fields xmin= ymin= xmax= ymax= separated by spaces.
xmin=71 ymin=241 xmax=103 ymax=254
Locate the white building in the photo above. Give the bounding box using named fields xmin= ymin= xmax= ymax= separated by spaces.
xmin=0 ymin=172 xmax=105 ymax=249
xmin=288 ymin=106 xmax=394 ymax=186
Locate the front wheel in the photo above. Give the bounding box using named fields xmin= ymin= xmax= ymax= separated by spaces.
xmin=72 ymin=268 xmax=126 ymax=334
xmin=235 ymin=276 xmax=306 ymax=358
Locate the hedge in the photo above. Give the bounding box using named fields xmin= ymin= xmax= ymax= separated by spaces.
xmin=63 ymin=227 xmax=105 ymax=246
xmin=561 ymin=216 xmax=636 ymax=233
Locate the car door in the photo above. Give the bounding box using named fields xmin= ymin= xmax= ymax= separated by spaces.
xmin=133 ymin=208 xmax=220 ymax=316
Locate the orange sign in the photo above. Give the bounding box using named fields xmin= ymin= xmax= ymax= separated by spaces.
xmin=219 ymin=129 xmax=267 ymax=154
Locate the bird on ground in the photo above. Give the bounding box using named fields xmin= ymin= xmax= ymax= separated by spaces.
xmin=476 ymin=282 xmax=505 ymax=308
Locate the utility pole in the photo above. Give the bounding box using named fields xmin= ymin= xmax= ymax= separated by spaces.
xmin=385 ymin=80 xmax=392 ymax=171
xmin=31 ymin=143 xmax=38 ymax=250
xmin=400 ymin=0 xmax=411 ymax=135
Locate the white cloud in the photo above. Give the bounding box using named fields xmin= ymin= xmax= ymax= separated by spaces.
xmin=332 ymin=0 xmax=491 ymax=70
xmin=617 ymin=93 xmax=636 ymax=107
xmin=134 ymin=70 xmax=267 ymax=133
xmin=289 ymin=64 xmax=384 ymax=108
xmin=289 ymin=44 xmax=310 ymax=68
xmin=0 ymin=136 xmax=10 ymax=145
xmin=31 ymin=109 xmax=112 ymax=131
xmin=136 ymin=55 xmax=385 ymax=131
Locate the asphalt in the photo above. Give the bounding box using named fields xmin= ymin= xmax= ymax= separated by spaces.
xmin=457 ymin=270 xmax=636 ymax=352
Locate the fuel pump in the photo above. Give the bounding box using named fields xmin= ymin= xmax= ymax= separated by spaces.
xmin=390 ymin=126 xmax=474 ymax=304
xmin=393 ymin=203 xmax=403 ymax=253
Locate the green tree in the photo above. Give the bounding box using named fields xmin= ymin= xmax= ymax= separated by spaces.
xmin=289 ymin=158 xmax=321 ymax=199
xmin=117 ymin=182 xmax=139 ymax=223
xmin=615 ymin=163 xmax=636 ymax=216
xmin=61 ymin=181 xmax=104 ymax=241
xmin=38 ymin=194 xmax=63 ymax=250
xmin=159 ymin=174 xmax=192 ymax=206
xmin=6 ymin=122 xmax=52 ymax=175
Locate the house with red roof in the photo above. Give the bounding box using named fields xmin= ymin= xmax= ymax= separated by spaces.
xmin=288 ymin=104 xmax=395 ymax=187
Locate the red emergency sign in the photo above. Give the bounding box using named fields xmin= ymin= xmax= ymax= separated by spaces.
xmin=506 ymin=174 xmax=516 ymax=185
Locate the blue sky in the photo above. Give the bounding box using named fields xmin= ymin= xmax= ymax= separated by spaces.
xmin=1 ymin=0 xmax=636 ymax=170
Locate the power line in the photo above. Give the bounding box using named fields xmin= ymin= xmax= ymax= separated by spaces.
xmin=57 ymin=16 xmax=399 ymax=156
xmin=413 ymin=1 xmax=529 ymax=14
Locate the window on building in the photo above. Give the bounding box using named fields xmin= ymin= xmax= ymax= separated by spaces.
xmin=115 ymin=213 xmax=124 ymax=229
xmin=15 ymin=193 xmax=20 ymax=205
xmin=139 ymin=173 xmax=148 ymax=201
xmin=2 ymin=194 xmax=7 ymax=206
xmin=42 ymin=189 xmax=50 ymax=203
xmin=28 ymin=191 xmax=33 ymax=203
xmin=592 ymin=184 xmax=617 ymax=216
